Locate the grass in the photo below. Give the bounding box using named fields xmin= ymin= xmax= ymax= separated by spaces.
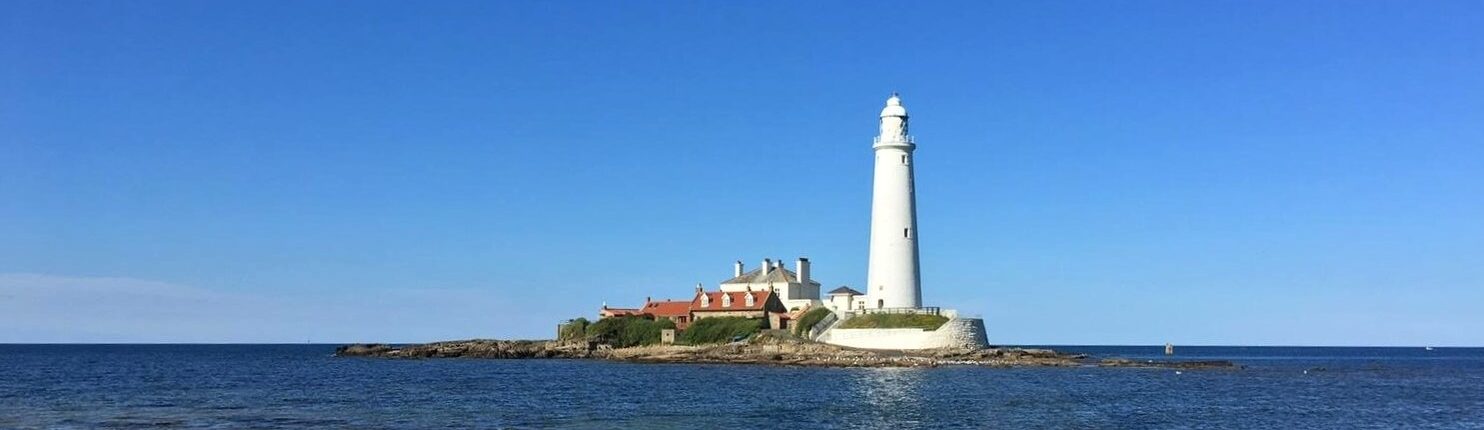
xmin=792 ymin=308 xmax=834 ymax=336
xmin=837 ymin=313 xmax=949 ymax=330
xmin=557 ymin=317 xmax=589 ymax=341
xmin=585 ymin=316 xmax=675 ymax=347
xmin=680 ymin=317 xmax=764 ymax=345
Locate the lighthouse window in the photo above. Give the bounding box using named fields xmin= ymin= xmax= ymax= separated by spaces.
xmin=901 ymin=155 xmax=909 ymax=165
xmin=904 ymin=228 xmax=911 ymax=238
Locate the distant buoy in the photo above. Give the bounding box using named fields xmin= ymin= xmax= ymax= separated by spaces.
xmin=1165 ymin=343 xmax=1174 ymax=356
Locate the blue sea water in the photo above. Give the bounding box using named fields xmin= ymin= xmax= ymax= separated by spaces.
xmin=1 ymin=345 xmax=1482 ymax=429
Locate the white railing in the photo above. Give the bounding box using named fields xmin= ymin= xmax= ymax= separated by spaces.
xmin=854 ymin=306 xmax=942 ymax=316
xmin=873 ymin=135 xmax=915 ymax=145
xmin=807 ymin=312 xmax=840 ymax=340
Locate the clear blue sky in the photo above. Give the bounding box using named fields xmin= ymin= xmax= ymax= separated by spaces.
xmin=3 ymin=1 xmax=1481 ymax=345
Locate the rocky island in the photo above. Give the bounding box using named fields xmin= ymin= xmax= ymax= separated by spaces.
xmin=328 ymin=96 xmax=1244 ymax=373
xmin=335 ymin=333 xmax=1237 ymax=369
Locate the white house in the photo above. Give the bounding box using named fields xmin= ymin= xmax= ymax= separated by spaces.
xmin=826 ymin=286 xmax=863 ymax=312
xmin=718 ymin=258 xmax=822 ymax=310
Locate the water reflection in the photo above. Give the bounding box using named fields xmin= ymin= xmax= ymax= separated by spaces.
xmin=6 ymin=346 xmax=1483 ymax=429
xmin=851 ymin=367 xmax=930 ymax=425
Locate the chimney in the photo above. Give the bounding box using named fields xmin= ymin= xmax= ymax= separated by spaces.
xmin=645 ymin=296 xmax=651 ymax=304
xmin=775 ymin=258 xmax=783 ymax=270
xmin=734 ymin=260 xmax=744 ymax=277
xmin=797 ymin=257 xmax=810 ymax=285
xmin=695 ymin=283 xmax=703 ymax=294
xmin=762 ymin=258 xmax=771 ymax=273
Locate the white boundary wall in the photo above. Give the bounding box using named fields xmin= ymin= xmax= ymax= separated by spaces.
xmin=818 ymin=317 xmax=988 ymax=350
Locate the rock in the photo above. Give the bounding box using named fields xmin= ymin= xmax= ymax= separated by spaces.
xmin=1099 ymin=358 xmax=1239 ymax=369
xmin=333 ymin=340 xmax=594 ymax=360
xmin=334 ymin=344 xmax=394 ymax=356
xmin=337 ymin=335 xmax=1195 ymax=370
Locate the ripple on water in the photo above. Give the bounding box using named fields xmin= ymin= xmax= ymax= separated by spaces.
xmin=1 ymin=345 xmax=1482 ymax=429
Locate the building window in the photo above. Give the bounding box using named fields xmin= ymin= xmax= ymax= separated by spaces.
xmin=901 ymin=154 xmax=909 ymax=165
xmin=904 ymin=228 xmax=911 ymax=238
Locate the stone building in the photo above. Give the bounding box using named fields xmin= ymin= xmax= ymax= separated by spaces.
xmin=638 ymin=298 xmax=693 ymax=329
xmin=689 ymin=287 xmax=789 ymax=329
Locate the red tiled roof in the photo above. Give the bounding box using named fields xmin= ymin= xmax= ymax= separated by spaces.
xmin=600 ymin=307 xmax=641 ymax=317
xmin=640 ymin=300 xmax=692 ymax=318
xmin=690 ymin=290 xmax=775 ymax=312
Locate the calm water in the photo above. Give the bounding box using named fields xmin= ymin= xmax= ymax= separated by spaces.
xmin=2 ymin=345 xmax=1482 ymax=429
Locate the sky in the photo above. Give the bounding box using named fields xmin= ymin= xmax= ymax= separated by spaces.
xmin=2 ymin=1 xmax=1482 ymax=345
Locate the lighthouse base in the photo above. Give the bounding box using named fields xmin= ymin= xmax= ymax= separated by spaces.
xmin=817 ymin=314 xmax=989 ymax=350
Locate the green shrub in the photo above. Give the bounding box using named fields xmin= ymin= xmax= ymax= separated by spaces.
xmin=793 ymin=308 xmax=834 ymax=336
xmin=838 ymin=313 xmax=949 ymax=330
xmin=558 ymin=317 xmax=589 ymax=341
xmin=585 ymin=316 xmax=668 ymax=347
xmin=680 ymin=317 xmax=764 ymax=345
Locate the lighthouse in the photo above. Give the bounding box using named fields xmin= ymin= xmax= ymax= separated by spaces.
xmin=865 ymin=93 xmax=922 ymax=310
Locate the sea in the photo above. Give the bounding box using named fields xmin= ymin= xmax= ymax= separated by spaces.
xmin=1 ymin=345 xmax=1481 ymax=429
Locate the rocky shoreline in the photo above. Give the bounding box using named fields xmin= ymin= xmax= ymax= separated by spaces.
xmin=1098 ymin=357 xmax=1240 ymax=369
xmin=335 ymin=334 xmax=1239 ymax=369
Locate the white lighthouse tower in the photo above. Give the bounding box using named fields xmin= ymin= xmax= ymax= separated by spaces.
xmin=814 ymin=94 xmax=990 ymax=349
xmin=865 ymin=93 xmax=922 ymax=310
